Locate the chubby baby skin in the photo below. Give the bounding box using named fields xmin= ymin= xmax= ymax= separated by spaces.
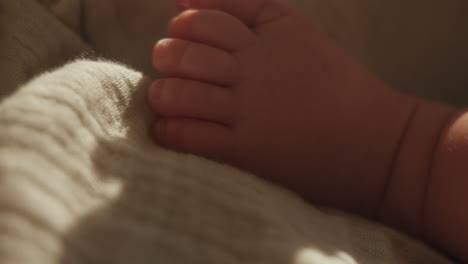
xmin=148 ymin=0 xmax=468 ymax=261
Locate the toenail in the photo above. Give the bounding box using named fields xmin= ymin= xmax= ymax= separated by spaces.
xmin=149 ymin=80 xmax=165 ymax=103
xmin=154 ymin=39 xmax=179 ymax=62
xmin=154 ymin=39 xmax=171 ymax=59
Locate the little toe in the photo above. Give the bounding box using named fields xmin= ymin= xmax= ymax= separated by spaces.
xmin=148 ymin=78 xmax=235 ymax=124
xmin=153 ymin=38 xmax=238 ymax=86
xmin=154 ymin=118 xmax=234 ymax=160
xmin=176 ymin=0 xmax=291 ymax=26
xmin=168 ymin=9 xmax=256 ymax=52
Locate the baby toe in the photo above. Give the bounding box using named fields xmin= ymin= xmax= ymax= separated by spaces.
xmin=168 ymin=9 xmax=256 ymax=52
xmin=153 ymin=38 xmax=238 ymax=86
xmin=176 ymin=0 xmax=290 ymax=26
xmin=148 ymin=78 xmax=235 ymax=125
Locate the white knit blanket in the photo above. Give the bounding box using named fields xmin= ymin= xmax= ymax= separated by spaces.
xmin=0 ymin=0 xmax=458 ymax=263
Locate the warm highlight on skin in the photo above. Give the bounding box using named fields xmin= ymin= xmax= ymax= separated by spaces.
xmin=148 ymin=0 xmax=468 ymax=261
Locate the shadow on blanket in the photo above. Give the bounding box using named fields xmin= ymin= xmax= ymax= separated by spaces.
xmin=59 ymin=149 xmax=356 ymax=263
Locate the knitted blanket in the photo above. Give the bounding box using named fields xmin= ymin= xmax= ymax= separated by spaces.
xmin=0 ymin=0 xmax=459 ymax=263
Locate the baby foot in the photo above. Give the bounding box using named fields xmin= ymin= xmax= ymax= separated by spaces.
xmin=148 ymin=0 xmax=417 ymax=215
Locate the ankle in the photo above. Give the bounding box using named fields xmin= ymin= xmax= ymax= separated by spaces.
xmin=302 ymin=81 xmax=420 ymax=216
xmin=377 ymin=98 xmax=457 ymax=235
